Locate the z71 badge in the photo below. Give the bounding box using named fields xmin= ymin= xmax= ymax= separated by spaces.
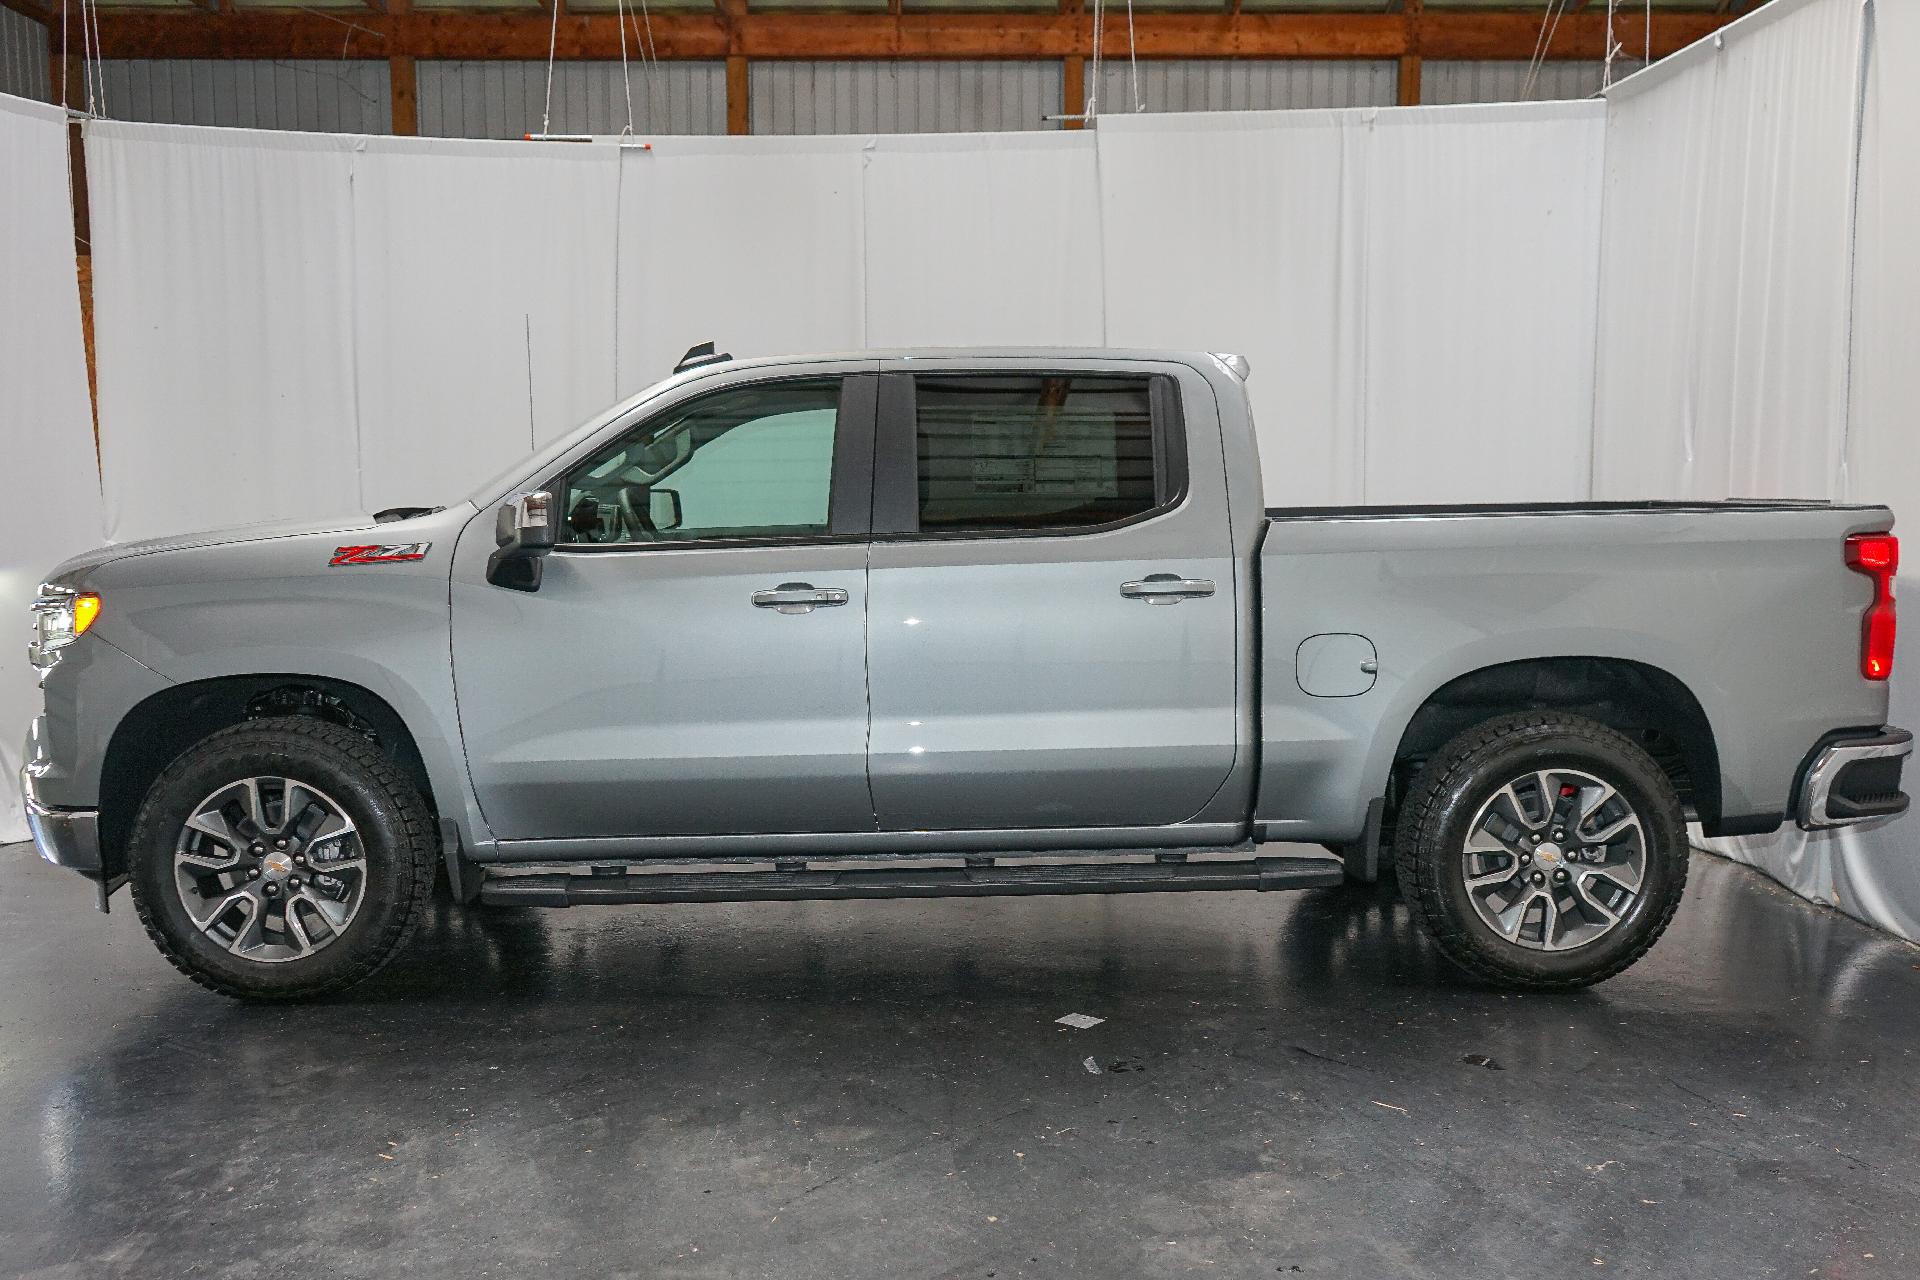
xmin=329 ymin=543 xmax=431 ymax=567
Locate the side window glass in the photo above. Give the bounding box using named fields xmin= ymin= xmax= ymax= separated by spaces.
xmin=914 ymin=375 xmax=1160 ymax=533
xmin=562 ymin=379 xmax=841 ymax=544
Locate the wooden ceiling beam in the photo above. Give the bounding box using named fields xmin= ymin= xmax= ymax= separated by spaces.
xmin=84 ymin=9 xmax=1738 ymax=63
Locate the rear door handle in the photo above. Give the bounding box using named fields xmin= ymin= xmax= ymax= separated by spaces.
xmin=1120 ymin=574 xmax=1217 ymax=605
xmin=751 ymin=582 xmax=850 ymax=615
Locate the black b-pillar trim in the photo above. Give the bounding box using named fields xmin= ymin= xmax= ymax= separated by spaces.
xmin=870 ymin=372 xmax=921 ymax=537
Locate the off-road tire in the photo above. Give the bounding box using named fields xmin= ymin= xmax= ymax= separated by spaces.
xmin=1393 ymin=711 xmax=1689 ymax=990
xmin=127 ymin=717 xmax=437 ymax=1000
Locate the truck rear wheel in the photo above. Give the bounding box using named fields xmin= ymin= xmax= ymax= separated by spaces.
xmin=126 ymin=717 xmax=437 ymax=1000
xmin=1392 ymin=711 xmax=1689 ymax=989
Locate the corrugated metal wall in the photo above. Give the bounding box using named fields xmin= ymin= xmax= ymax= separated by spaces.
xmin=0 ymin=6 xmax=49 ymax=105
xmin=1093 ymin=59 xmax=1397 ymax=115
xmin=1423 ymin=60 xmax=1645 ymax=106
xmin=11 ymin=52 xmax=1668 ymax=132
xmin=418 ymin=61 xmax=726 ymax=138
xmin=752 ymin=61 xmax=1060 ymax=134
xmin=96 ymin=60 xmax=392 ymax=134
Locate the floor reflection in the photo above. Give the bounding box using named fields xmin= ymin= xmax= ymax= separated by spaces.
xmin=0 ymin=844 xmax=1914 ymax=1279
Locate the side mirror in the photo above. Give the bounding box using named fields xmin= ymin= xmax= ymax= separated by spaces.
xmin=487 ymin=490 xmax=558 ymax=592
xmin=649 ymin=488 xmax=683 ymax=532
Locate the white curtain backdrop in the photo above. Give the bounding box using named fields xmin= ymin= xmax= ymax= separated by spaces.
xmin=352 ymin=136 xmax=621 ymax=514
xmin=861 ymin=131 xmax=1103 ymax=348
xmin=1099 ymin=101 xmax=1604 ymax=507
xmin=0 ymin=94 xmax=106 ymax=843
xmin=613 ymin=135 xmax=869 ymax=398
xmin=1832 ymin=0 xmax=1920 ymax=939
xmin=1098 ymin=108 xmax=1365 ymax=505
xmin=1592 ymin=0 xmax=1865 ymax=502
xmin=1358 ymin=105 xmax=1604 ymax=504
xmin=87 ymin=109 xmax=1604 ymax=526
xmin=1591 ymin=0 xmax=1920 ymax=940
xmin=89 ymin=123 xmax=363 ymax=543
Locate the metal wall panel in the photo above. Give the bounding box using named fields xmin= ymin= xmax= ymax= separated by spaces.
xmin=752 ymin=61 xmax=1061 ymax=134
xmin=0 ymin=7 xmax=50 ymax=105
xmin=97 ymin=60 xmax=392 ymax=133
xmin=1093 ymin=59 xmax=1397 ymax=115
xmin=418 ymin=61 xmax=726 ymax=138
xmin=1423 ymin=60 xmax=1645 ymax=106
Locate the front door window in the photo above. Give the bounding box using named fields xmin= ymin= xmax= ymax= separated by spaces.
xmin=562 ymin=379 xmax=843 ymax=545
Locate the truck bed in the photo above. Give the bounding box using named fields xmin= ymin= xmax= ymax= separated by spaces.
xmin=1253 ymin=499 xmax=1894 ymax=845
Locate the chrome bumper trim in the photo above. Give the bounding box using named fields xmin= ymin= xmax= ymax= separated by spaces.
xmin=1797 ymin=728 xmax=1913 ymax=830
xmin=19 ymin=764 xmax=103 ymax=873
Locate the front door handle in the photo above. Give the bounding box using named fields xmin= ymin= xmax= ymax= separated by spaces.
xmin=1120 ymin=574 xmax=1217 ymax=605
xmin=751 ymin=582 xmax=850 ymax=615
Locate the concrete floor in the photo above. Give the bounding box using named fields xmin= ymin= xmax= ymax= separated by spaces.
xmin=0 ymin=846 xmax=1915 ymax=1280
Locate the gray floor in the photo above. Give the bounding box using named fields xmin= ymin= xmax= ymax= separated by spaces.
xmin=0 ymin=845 xmax=1915 ymax=1280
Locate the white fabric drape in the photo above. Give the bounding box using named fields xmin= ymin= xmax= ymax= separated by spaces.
xmin=86 ymin=110 xmax=1609 ymax=527
xmin=0 ymin=94 xmax=105 ymax=843
xmin=89 ymin=123 xmax=362 ymax=542
xmin=1591 ymin=0 xmax=1920 ymax=941
xmin=1098 ymin=108 xmax=1365 ymax=506
xmin=862 ymin=131 xmax=1103 ymax=348
xmin=1358 ymin=105 xmax=1604 ymax=504
xmin=1830 ymin=0 xmax=1920 ymax=940
xmin=1099 ymin=102 xmax=1604 ymax=507
xmin=351 ymin=136 xmax=621 ymax=514
xmin=1592 ymin=0 xmax=1865 ymax=502
xmin=613 ymin=136 xmax=869 ymax=397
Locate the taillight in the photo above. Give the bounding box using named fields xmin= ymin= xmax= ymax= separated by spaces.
xmin=1845 ymin=533 xmax=1898 ymax=681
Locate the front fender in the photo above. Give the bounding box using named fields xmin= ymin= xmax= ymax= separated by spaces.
xmin=79 ymin=505 xmax=493 ymax=848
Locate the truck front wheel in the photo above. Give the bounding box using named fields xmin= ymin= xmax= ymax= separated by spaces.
xmin=126 ymin=717 xmax=438 ymax=1000
xmin=1392 ymin=711 xmax=1689 ymax=989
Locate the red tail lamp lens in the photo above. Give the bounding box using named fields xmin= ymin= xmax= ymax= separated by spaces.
xmin=1845 ymin=534 xmax=1898 ymax=681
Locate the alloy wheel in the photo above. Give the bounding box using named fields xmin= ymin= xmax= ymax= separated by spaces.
xmin=1461 ymin=767 xmax=1647 ymax=952
xmin=172 ymin=776 xmax=368 ymax=963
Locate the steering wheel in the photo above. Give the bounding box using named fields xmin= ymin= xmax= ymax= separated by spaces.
xmin=615 ymin=485 xmax=659 ymax=543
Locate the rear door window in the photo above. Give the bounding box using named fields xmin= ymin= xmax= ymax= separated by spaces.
xmin=910 ymin=375 xmax=1164 ymax=534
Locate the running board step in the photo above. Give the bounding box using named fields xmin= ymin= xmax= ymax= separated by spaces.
xmin=478 ymin=856 xmax=1346 ymax=907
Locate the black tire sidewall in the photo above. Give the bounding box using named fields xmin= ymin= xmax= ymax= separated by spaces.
xmin=1418 ymin=726 xmax=1687 ymax=984
xmin=128 ymin=723 xmax=423 ymax=998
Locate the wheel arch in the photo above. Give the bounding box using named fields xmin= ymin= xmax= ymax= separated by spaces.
xmin=98 ymin=675 xmax=441 ymax=877
xmin=1385 ymin=656 xmax=1724 ymax=833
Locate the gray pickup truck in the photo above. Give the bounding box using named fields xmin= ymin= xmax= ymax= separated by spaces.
xmin=21 ymin=348 xmax=1912 ymax=999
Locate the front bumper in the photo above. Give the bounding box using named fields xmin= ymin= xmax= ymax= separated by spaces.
xmin=1796 ymin=727 xmax=1913 ymax=830
xmin=20 ymin=717 xmax=103 ymax=873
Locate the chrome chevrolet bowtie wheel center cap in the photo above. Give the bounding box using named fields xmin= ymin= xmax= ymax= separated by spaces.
xmin=261 ymin=851 xmax=294 ymax=880
xmin=1535 ymin=843 xmax=1563 ymax=865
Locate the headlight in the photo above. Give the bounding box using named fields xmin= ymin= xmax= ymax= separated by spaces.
xmin=29 ymin=585 xmax=101 ymax=670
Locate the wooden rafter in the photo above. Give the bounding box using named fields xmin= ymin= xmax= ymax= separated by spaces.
xmin=81 ymin=9 xmax=1738 ymax=63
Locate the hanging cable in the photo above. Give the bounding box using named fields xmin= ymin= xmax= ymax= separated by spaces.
xmin=90 ymin=0 xmax=105 ymax=115
xmin=540 ymin=0 xmax=561 ymax=137
xmin=1522 ymin=0 xmax=1573 ymax=102
xmin=634 ymin=0 xmax=659 ymax=132
xmin=1644 ymin=0 xmax=1652 ymax=66
xmin=1603 ymin=0 xmax=1620 ymax=88
xmin=616 ymin=0 xmax=635 ymax=135
xmin=1085 ymin=0 xmax=1105 ymax=121
xmin=77 ymin=0 xmax=91 ymax=115
xmin=1125 ymin=0 xmax=1142 ymax=112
